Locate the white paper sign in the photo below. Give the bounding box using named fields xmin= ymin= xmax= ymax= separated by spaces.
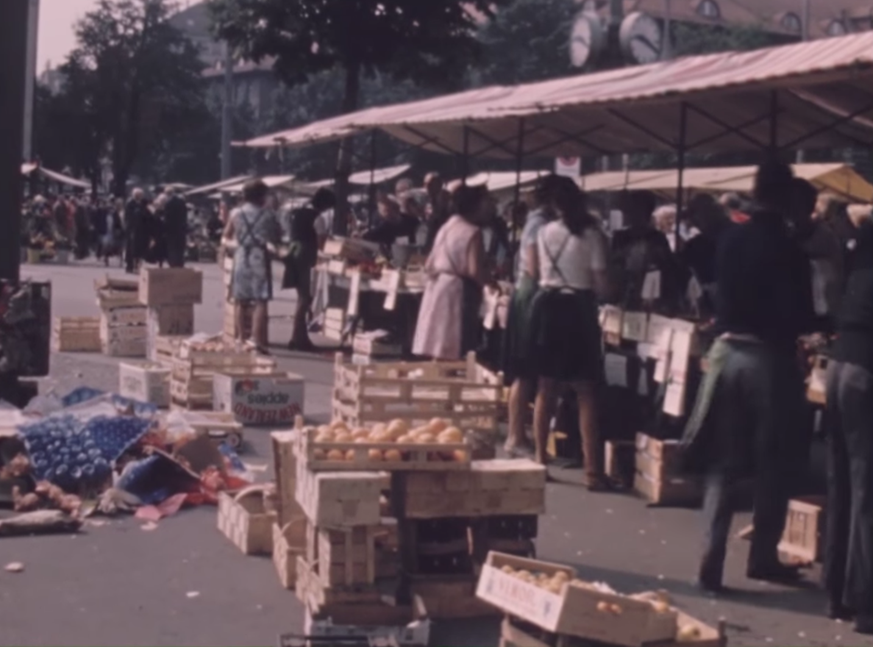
xmin=642 ymin=270 xmax=662 ymax=301
xmin=483 ymin=288 xmax=500 ymax=331
xmin=647 ymin=314 xmax=672 ymax=348
xmin=383 ymin=269 xmax=402 ymax=312
xmin=668 ymin=330 xmax=693 ymax=383
xmin=622 ymin=311 xmax=648 ymax=342
xmin=604 ymin=353 xmax=628 ymax=388
xmin=663 ymin=380 xmax=687 ymax=417
xmin=601 ymin=305 xmax=623 ymax=336
xmin=347 ymin=271 xmax=361 ymax=317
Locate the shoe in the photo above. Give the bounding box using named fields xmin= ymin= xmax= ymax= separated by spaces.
xmin=747 ymin=563 xmax=802 ymax=583
xmin=855 ymin=615 xmax=873 ymax=635
xmin=585 ymin=474 xmax=613 ymax=493
xmin=827 ymin=601 xmax=854 ymax=621
xmin=695 ymin=577 xmax=727 ymax=594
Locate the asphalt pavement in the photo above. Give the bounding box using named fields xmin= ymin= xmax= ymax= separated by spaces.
xmin=1 ymin=260 xmax=868 ymax=647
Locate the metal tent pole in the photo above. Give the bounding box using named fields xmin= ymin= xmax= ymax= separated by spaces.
xmin=461 ymin=126 xmax=471 ymax=183
xmin=675 ymin=103 xmax=688 ymax=245
xmin=511 ymin=118 xmax=527 ymax=246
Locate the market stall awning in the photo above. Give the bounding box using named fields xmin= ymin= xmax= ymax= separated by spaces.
xmin=21 ymin=164 xmax=91 ymax=189
xmin=219 ymin=174 xmax=297 ymax=194
xmin=461 ymin=170 xmax=551 ymax=193
xmin=185 ymin=175 xmax=253 ymax=197
xmin=579 ymin=163 xmax=873 ymax=202
xmin=240 ymin=31 xmax=873 ymax=160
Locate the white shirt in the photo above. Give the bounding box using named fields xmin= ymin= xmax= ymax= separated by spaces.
xmin=537 ymin=220 xmax=607 ymax=291
xmin=314 ymin=209 xmax=334 ymax=237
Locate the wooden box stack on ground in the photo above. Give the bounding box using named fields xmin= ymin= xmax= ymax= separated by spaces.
xmin=332 ymin=353 xmax=504 ymax=434
xmin=170 ymin=340 xmax=272 ymax=410
xmin=147 ymin=304 xmax=194 ymax=338
xmin=779 ymin=495 xmax=826 ymax=564
xmin=324 ymin=308 xmax=346 ymax=342
xmin=99 ymin=305 xmax=147 ymax=358
xmin=138 ymin=267 xmax=203 ymax=307
xmin=273 ymin=517 xmax=307 ymax=589
xmin=148 ymin=334 xmax=185 ymax=366
xmin=634 ymin=433 xmax=702 ymax=507
xmin=118 ymin=361 xmax=171 ymax=408
xmin=51 ymin=317 xmax=101 ymax=353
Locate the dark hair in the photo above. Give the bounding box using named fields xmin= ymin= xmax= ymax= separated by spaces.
xmin=789 ymin=178 xmax=818 ymax=224
xmin=452 ymin=184 xmax=489 ymax=221
xmin=552 ymin=178 xmax=595 ymax=236
xmin=533 ymin=174 xmax=564 ymax=207
xmin=242 ymin=180 xmax=269 ymax=205
xmin=754 ymin=159 xmax=794 ymax=208
xmin=312 ymin=188 xmax=336 ymax=213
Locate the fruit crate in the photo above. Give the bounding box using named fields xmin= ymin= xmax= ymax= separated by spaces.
xmin=332 ymin=353 xmax=503 ymax=433
xmin=476 ymin=552 xmax=678 ymax=647
xmin=296 ymin=422 xmax=471 ymax=473
xmin=51 ymin=317 xmax=101 ymax=353
xmin=170 ymin=352 xmax=275 ymax=410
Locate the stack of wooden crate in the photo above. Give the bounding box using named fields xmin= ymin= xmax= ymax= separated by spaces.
xmin=139 ymin=267 xmax=201 ymax=356
xmin=170 ymin=338 xmax=273 ymax=410
xmin=51 ymin=317 xmax=101 ymax=353
xmin=633 ymin=433 xmax=702 ymax=507
xmin=331 ymin=353 xmax=504 ymax=435
xmin=94 ymin=277 xmax=147 ymax=357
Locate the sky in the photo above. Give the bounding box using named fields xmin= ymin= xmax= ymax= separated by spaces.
xmin=37 ymin=0 xmax=100 ymax=70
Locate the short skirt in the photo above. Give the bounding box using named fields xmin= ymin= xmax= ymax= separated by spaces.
xmin=528 ymin=288 xmax=603 ymax=382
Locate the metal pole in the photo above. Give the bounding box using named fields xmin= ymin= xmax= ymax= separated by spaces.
xmin=0 ymin=0 xmax=28 ymax=282
xmin=461 ymin=126 xmax=470 ymax=183
xmin=368 ymin=129 xmax=377 ymax=218
xmin=22 ymin=0 xmax=39 ymax=162
xmin=511 ymin=118 xmax=527 ymax=246
xmin=797 ymin=0 xmax=810 ymax=164
xmin=675 ymin=103 xmax=687 ymax=246
xmin=220 ymin=42 xmax=233 ymax=180
xmin=769 ymin=91 xmax=779 ymax=153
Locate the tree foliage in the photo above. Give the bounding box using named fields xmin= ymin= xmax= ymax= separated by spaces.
xmin=475 ymin=0 xmax=580 ymax=86
xmin=36 ymin=0 xmax=206 ymax=195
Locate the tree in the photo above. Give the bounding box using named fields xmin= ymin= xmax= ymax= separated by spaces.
xmin=57 ymin=0 xmax=206 ymax=196
xmin=475 ymin=0 xmax=580 ymax=86
xmin=209 ymin=0 xmax=513 ymax=233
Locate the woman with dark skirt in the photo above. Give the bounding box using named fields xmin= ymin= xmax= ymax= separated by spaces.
xmin=529 ymin=179 xmax=610 ymax=490
xmin=823 ymin=220 xmax=873 ymax=635
xmin=501 ymin=175 xmax=561 ymax=455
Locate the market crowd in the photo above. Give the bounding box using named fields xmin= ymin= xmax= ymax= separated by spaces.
xmin=21 ymin=188 xmax=222 ymax=271
xmin=218 ymin=162 xmax=873 ymax=636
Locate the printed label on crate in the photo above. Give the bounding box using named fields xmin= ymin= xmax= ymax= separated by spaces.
xmin=214 ymin=373 xmax=304 ymax=426
xmin=477 ymin=566 xmax=562 ymax=630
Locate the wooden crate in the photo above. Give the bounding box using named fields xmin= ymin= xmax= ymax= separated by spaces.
xmin=101 ymin=305 xmax=147 ymax=327
xmin=332 ymin=353 xmax=503 ymax=433
xmin=634 ymin=433 xmax=702 ymax=507
xmin=51 ymin=317 xmax=101 ymax=352
xmin=402 ymin=459 xmax=546 ymax=519
xmin=118 ymin=361 xmax=171 ymax=407
xmin=295 ymin=556 xmax=384 ymax=611
xmin=779 ymin=496 xmax=826 ymax=564
xmin=272 ymin=431 xmax=303 ymax=526
xmin=149 ymin=334 xmax=186 ymax=366
xmin=303 ymin=596 xmax=430 ymax=647
xmin=298 ymin=425 xmax=471 ymax=473
xmin=499 ymin=615 xmax=724 ymax=647
xmin=217 ymin=486 xmax=276 ymax=556
xmin=324 ymin=308 xmax=346 ymax=342
xmin=477 ymin=552 xmax=678 ymax=647
xmin=170 ymin=352 xmax=275 ymax=410
xmin=471 ymin=516 xmax=538 ymax=561
xmin=147 ymin=304 xmax=194 ymax=337
xmin=306 ymin=524 xmax=379 ymax=587
xmin=102 ymin=337 xmax=147 ymax=358
xmin=294 ymin=462 xmax=385 ymax=528
xmin=273 ymin=518 xmax=306 ymax=589
xmin=138 ymin=267 xmax=203 ymax=306
xmin=94 ymin=276 xmax=140 ymax=310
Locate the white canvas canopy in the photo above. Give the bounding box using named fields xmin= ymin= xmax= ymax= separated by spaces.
xmin=21 ymin=164 xmax=90 ymax=190
xmin=579 ymin=163 xmax=873 ymax=202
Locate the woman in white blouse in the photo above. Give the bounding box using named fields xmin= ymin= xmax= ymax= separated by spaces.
xmin=528 ymin=179 xmax=610 ymax=490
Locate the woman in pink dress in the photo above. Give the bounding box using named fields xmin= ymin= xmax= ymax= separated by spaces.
xmin=413 ymin=185 xmax=490 ymax=360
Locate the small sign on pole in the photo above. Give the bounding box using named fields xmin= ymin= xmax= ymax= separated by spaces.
xmin=555 ymin=157 xmax=582 ymax=179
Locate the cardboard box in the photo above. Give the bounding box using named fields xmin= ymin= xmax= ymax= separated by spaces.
xmin=477 ymin=552 xmax=677 ymax=647
xmin=213 ymin=372 xmax=304 ymax=426
xmin=147 ymin=304 xmax=194 ymax=337
xmin=119 ymin=362 xmax=171 ymax=407
xmin=138 ymin=267 xmax=203 ymax=306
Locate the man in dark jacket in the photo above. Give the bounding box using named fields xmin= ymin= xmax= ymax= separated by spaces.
xmin=683 ymin=160 xmax=817 ymax=593
xmin=124 ymin=188 xmax=148 ymax=273
xmin=163 ymin=188 xmax=188 ymax=267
